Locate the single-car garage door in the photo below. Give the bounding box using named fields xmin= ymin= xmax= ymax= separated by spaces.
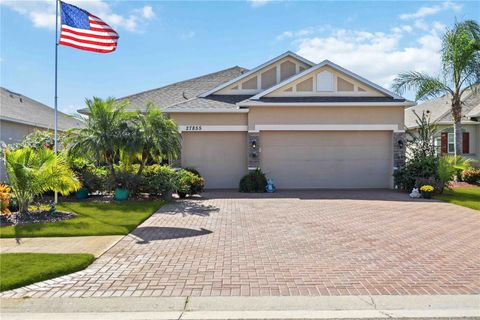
xmin=182 ymin=132 xmax=247 ymax=189
xmin=261 ymin=131 xmax=392 ymax=189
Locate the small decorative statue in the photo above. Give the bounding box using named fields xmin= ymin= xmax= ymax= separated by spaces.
xmin=409 ymin=187 xmax=420 ymax=198
xmin=266 ymin=178 xmax=276 ymax=193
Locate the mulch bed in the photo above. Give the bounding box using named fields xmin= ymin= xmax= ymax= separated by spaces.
xmin=448 ymin=181 xmax=479 ymax=189
xmin=0 ymin=210 xmax=77 ymax=226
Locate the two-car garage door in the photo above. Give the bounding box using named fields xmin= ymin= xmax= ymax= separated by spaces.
xmin=261 ymin=131 xmax=393 ymax=189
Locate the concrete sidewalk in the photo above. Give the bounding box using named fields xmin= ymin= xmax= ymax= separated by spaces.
xmin=1 ymin=295 xmax=479 ymax=319
xmin=0 ymin=236 xmax=123 ymax=257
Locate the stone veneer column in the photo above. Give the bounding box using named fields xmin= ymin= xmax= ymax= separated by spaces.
xmin=393 ymin=132 xmax=406 ymax=169
xmin=248 ymin=132 xmax=260 ymax=170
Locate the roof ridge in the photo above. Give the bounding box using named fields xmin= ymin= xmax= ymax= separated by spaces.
xmin=117 ymin=66 xmax=247 ymax=102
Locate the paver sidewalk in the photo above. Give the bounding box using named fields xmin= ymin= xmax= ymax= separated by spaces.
xmin=0 ymin=236 xmax=123 ymax=257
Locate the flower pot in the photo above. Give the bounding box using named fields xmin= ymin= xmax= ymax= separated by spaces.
xmin=421 ymin=191 xmax=433 ymax=199
xmin=75 ymin=187 xmax=89 ymax=200
xmin=114 ymin=188 xmax=129 ymax=201
xmin=161 ymin=191 xmax=173 ymax=201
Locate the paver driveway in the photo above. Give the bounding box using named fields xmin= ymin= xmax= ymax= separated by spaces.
xmin=2 ymin=190 xmax=479 ymax=298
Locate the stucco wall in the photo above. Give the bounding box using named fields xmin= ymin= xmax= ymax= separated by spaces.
xmin=247 ymin=106 xmax=405 ymax=130
xmin=434 ymin=124 xmax=480 ymax=162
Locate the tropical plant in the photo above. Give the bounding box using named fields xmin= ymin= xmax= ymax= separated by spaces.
xmin=125 ymin=103 xmax=182 ymax=176
xmin=4 ymin=147 xmax=80 ymax=213
xmin=176 ymin=169 xmax=204 ymax=198
xmin=67 ymin=97 xmax=131 ymax=178
xmin=0 ymin=184 xmax=12 ymax=215
xmin=437 ymin=155 xmax=473 ymax=192
xmin=406 ymin=110 xmax=439 ymax=159
xmin=139 ymin=165 xmax=177 ymax=195
xmin=10 ymin=130 xmax=66 ymax=151
xmin=392 ymin=20 xmax=480 ymax=155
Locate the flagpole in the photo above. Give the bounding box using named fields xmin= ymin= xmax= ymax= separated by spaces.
xmin=54 ymin=0 xmax=59 ymax=204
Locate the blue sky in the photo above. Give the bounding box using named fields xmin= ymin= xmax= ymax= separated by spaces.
xmin=1 ymin=0 xmax=479 ymax=114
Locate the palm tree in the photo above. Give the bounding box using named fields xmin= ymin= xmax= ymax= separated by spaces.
xmin=392 ymin=20 xmax=480 ymax=155
xmin=67 ymin=97 xmax=132 ymax=177
xmin=4 ymin=147 xmax=80 ymax=213
xmin=126 ymin=103 xmax=182 ymax=176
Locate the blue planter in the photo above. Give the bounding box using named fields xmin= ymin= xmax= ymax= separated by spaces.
xmin=75 ymin=187 xmax=89 ymax=200
xmin=114 ymin=188 xmax=129 ymax=201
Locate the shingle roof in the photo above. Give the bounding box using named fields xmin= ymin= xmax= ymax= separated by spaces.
xmin=0 ymin=87 xmax=83 ymax=131
xmin=405 ymin=89 xmax=480 ymax=128
xmin=110 ymin=66 xmax=247 ymax=112
xmin=165 ymin=95 xmax=252 ymax=111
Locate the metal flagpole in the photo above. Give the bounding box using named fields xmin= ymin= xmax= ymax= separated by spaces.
xmin=54 ymin=0 xmax=59 ymax=204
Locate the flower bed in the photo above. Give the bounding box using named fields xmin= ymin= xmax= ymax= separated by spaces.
xmin=0 ymin=210 xmax=76 ymax=226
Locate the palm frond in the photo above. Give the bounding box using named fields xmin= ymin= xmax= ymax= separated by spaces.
xmin=391 ymin=71 xmax=451 ymax=101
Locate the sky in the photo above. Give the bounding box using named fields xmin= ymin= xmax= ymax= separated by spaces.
xmin=1 ymin=0 xmax=479 ymax=114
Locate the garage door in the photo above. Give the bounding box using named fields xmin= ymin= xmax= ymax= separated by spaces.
xmin=261 ymin=131 xmax=392 ymax=189
xmin=182 ymin=132 xmax=247 ymax=189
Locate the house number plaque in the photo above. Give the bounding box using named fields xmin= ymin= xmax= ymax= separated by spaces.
xmin=185 ymin=125 xmax=202 ymax=131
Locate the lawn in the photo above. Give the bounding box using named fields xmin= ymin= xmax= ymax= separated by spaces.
xmin=0 ymin=253 xmax=94 ymax=292
xmin=435 ymin=187 xmax=480 ymax=211
xmin=0 ymin=200 xmax=164 ymax=238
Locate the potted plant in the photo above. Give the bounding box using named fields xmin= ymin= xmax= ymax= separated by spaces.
xmin=75 ymin=186 xmax=89 ymax=199
xmin=114 ymin=181 xmax=129 ymax=201
xmin=419 ymin=185 xmax=434 ymax=199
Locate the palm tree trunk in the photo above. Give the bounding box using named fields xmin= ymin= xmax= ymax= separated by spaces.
xmin=451 ymin=97 xmax=463 ymax=156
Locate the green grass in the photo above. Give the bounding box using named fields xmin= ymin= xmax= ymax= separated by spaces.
xmin=0 ymin=200 xmax=164 ymax=238
xmin=435 ymin=187 xmax=480 ymax=211
xmin=0 ymin=253 xmax=94 ymax=292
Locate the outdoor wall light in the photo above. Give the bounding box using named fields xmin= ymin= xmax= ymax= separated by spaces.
xmin=251 ymin=140 xmax=257 ymax=149
xmin=398 ymin=140 xmax=404 ymax=149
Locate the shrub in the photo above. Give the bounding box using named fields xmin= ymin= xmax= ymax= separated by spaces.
xmin=69 ymin=158 xmax=108 ymax=194
xmin=182 ymin=168 xmax=205 ymax=194
xmin=140 ymin=165 xmax=177 ymax=196
xmin=239 ymin=169 xmax=267 ymax=193
xmin=394 ymin=155 xmax=438 ymax=191
xmin=437 ymin=155 xmax=473 ymax=192
xmin=461 ymin=168 xmax=480 ymax=184
xmin=0 ymin=184 xmax=12 ymax=215
xmin=176 ymin=169 xmax=204 ymax=198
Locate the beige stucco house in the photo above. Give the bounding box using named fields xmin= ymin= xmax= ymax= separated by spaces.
xmin=82 ymin=52 xmax=414 ymax=189
xmin=405 ymin=89 xmax=480 ymax=164
xmin=0 ymin=87 xmax=83 ymax=180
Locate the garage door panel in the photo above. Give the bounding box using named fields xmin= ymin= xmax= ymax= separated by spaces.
xmin=182 ymin=132 xmax=247 ymax=189
xmin=261 ymin=131 xmax=392 ymax=189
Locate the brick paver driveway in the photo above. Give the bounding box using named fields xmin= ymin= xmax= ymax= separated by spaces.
xmin=2 ymin=190 xmax=479 ymax=298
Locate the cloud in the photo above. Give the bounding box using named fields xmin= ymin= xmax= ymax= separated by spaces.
xmin=248 ymin=0 xmax=273 ymax=8
xmin=400 ymin=1 xmax=462 ymax=20
xmin=0 ymin=0 xmax=155 ymax=32
xmin=282 ymin=23 xmax=443 ymax=89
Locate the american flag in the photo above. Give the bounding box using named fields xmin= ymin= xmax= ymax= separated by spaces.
xmin=59 ymin=1 xmax=119 ymax=53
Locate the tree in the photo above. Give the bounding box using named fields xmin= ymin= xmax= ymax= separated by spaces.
xmin=406 ymin=110 xmax=439 ymax=159
xmin=67 ymin=97 xmax=131 ymax=177
xmin=126 ymin=103 xmax=182 ymax=176
xmin=392 ymin=20 xmax=480 ymax=155
xmin=4 ymin=147 xmax=80 ymax=213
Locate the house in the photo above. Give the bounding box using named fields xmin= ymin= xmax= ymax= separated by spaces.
xmin=0 ymin=87 xmax=83 ymax=180
xmin=82 ymin=52 xmax=414 ymax=189
xmin=405 ymin=88 xmax=480 ymax=163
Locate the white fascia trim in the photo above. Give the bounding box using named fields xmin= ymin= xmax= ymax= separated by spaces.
xmin=0 ymin=116 xmax=55 ymax=131
xmin=249 ymin=124 xmax=404 ymax=133
xmin=198 ymin=51 xmax=315 ymax=98
xmin=167 ymin=108 xmax=249 ymax=113
xmin=250 ymin=60 xmax=404 ymax=100
xmin=179 ymin=125 xmax=248 ymax=132
xmin=238 ymin=101 xmax=416 ymax=108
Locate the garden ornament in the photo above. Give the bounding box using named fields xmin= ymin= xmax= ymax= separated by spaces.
xmin=266 ymin=178 xmax=276 ymax=193
xmin=409 ymin=188 xmax=420 ymax=198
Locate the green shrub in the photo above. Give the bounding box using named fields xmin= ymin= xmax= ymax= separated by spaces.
xmin=182 ymin=168 xmax=205 ymax=194
xmin=239 ymin=169 xmax=266 ymax=193
xmin=393 ymin=155 xmax=438 ymax=191
xmin=461 ymin=168 xmax=480 ymax=184
xmin=70 ymin=159 xmax=108 ymax=193
xmin=437 ymin=155 xmax=473 ymax=192
xmin=140 ymin=165 xmax=177 ymax=195
xmin=176 ymin=169 xmax=204 ymax=198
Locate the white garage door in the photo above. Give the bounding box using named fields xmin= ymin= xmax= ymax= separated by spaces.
xmin=182 ymin=132 xmax=247 ymax=189
xmin=261 ymin=131 xmax=392 ymax=189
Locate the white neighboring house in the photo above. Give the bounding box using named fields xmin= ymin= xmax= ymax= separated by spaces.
xmin=405 ymin=89 xmax=480 ymax=164
xmin=0 ymin=87 xmax=83 ymax=180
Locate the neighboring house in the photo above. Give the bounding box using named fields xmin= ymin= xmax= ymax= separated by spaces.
xmin=0 ymin=87 xmax=83 ymax=180
xmin=80 ymin=51 xmax=414 ymax=189
xmin=405 ymin=88 xmax=480 ymax=163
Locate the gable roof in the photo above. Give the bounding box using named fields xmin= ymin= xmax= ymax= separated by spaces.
xmin=405 ymin=89 xmax=480 ymax=128
xmin=198 ymin=51 xmax=315 ymax=98
xmin=250 ymin=59 xmax=404 ymax=100
xmin=78 ymin=66 xmax=248 ymax=114
xmin=164 ymin=95 xmax=251 ymax=113
xmin=0 ymin=87 xmax=82 ymax=131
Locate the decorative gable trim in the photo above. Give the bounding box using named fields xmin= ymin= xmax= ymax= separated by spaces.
xmin=198 ymin=51 xmax=315 ymax=97
xmin=250 ymin=60 xmax=404 ymax=100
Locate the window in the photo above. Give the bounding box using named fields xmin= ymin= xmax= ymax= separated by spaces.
xmin=448 ymin=133 xmax=454 ymax=153
xmin=316 ymin=71 xmax=334 ymax=91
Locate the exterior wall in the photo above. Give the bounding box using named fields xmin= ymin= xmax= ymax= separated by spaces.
xmin=247 ymin=106 xmax=405 ymax=131
xmin=435 ymin=124 xmax=480 ymax=163
xmin=170 ymin=113 xmax=248 ymax=126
